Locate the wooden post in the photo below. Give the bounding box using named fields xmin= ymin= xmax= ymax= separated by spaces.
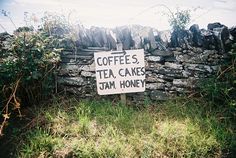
xmin=116 ymin=43 xmax=126 ymax=105
xmin=120 ymin=93 xmax=126 ymax=105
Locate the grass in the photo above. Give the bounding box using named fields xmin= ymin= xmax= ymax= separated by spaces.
xmin=3 ymin=96 xmax=236 ymax=158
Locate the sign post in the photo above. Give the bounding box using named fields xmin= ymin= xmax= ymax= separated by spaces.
xmin=94 ymin=49 xmax=145 ymax=104
xmin=117 ymin=44 xmax=126 ymax=105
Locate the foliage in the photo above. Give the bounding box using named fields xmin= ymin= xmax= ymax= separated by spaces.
xmin=3 ymin=97 xmax=233 ymax=157
xmin=40 ymin=12 xmax=78 ymax=51
xmin=0 ymin=12 xmax=78 ymax=135
xmin=199 ymin=43 xmax=236 ymax=110
xmin=168 ymin=9 xmax=191 ymax=31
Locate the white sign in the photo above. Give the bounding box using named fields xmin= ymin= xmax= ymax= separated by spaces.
xmin=94 ymin=49 xmax=145 ymax=95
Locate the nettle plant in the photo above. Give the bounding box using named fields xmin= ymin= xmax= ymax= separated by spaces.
xmin=0 ymin=12 xmax=77 ymax=135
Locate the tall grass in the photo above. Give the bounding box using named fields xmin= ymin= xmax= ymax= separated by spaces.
xmin=14 ymin=97 xmax=235 ymax=158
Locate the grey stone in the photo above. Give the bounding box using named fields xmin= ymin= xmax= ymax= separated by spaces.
xmin=146 ymin=56 xmax=163 ymax=62
xmin=173 ymin=51 xmax=182 ymax=55
xmin=59 ymin=64 xmax=79 ymax=76
xmin=185 ymin=64 xmax=213 ymax=73
xmin=130 ymin=25 xmax=158 ymax=50
xmin=146 ymin=75 xmax=165 ymax=83
xmin=211 ymin=65 xmax=220 ymax=71
xmin=155 ymin=68 xmax=182 ymax=74
xmin=165 ymin=82 xmax=172 ymax=88
xmin=173 ymin=79 xmax=189 ymax=87
xmin=151 ymin=50 xmax=173 ymax=56
xmin=176 ymin=54 xmax=191 ymax=62
xmin=170 ymin=29 xmax=193 ymax=48
xmin=155 ymin=30 xmax=171 ymax=50
xmin=185 ymin=64 xmax=206 ymax=72
xmin=175 ymin=47 xmax=183 ymax=51
xmin=114 ymin=26 xmax=132 ymax=49
xmin=90 ymin=26 xmax=108 ymax=47
xmin=165 ymin=62 xmax=183 ymax=70
xmin=177 ymin=51 xmax=214 ymax=64
xmin=183 ymin=50 xmax=188 ymax=53
xmin=58 ymin=77 xmax=84 ymax=86
xmin=106 ymin=30 xmax=117 ymax=49
xmin=176 ymin=87 xmax=185 ymax=92
xmin=145 ymin=71 xmax=153 ymax=75
xmin=165 ymin=56 xmax=176 ymax=62
xmin=212 ymin=26 xmax=230 ymax=52
xmin=146 ymin=62 xmax=163 ymax=70
xmin=165 ymin=73 xmax=183 ymax=78
xmin=81 ymin=71 xmax=95 ymax=77
xmin=78 ymin=62 xmax=95 ymax=72
xmin=182 ymin=70 xmax=192 ymax=78
xmin=150 ymin=90 xmax=168 ymax=100
xmin=146 ymin=83 xmax=165 ymax=90
xmin=200 ymin=29 xmax=216 ymax=49
xmin=190 ymin=24 xmax=203 ymax=46
xmin=173 ymin=78 xmax=195 ymax=87
xmin=192 ymin=47 xmax=203 ymax=53
xmin=203 ymin=65 xmax=212 ymax=73
xmin=203 ymin=50 xmax=217 ymax=56
xmin=207 ymin=22 xmax=225 ymax=31
xmin=229 ymin=26 xmax=236 ymax=42
xmin=156 ymin=74 xmax=174 ymax=82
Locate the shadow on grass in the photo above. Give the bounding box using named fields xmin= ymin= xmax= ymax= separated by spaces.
xmin=1 ymin=96 xmax=235 ymax=158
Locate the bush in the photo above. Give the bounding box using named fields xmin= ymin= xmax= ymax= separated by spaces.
xmin=0 ymin=12 xmax=78 ymax=135
xmin=0 ymin=29 xmax=61 ymax=104
xmin=168 ymin=9 xmax=191 ymax=31
xmin=199 ymin=43 xmax=236 ymax=110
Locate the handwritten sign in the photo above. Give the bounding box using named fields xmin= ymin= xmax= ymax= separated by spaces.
xmin=94 ymin=49 xmax=145 ymax=95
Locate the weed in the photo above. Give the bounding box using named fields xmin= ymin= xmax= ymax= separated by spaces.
xmin=10 ymin=97 xmax=235 ymax=157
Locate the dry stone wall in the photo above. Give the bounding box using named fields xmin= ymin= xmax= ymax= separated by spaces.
xmin=58 ymin=23 xmax=235 ymax=101
xmin=58 ymin=47 xmax=228 ymax=101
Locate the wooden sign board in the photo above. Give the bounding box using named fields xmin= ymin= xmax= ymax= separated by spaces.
xmin=94 ymin=49 xmax=145 ymax=95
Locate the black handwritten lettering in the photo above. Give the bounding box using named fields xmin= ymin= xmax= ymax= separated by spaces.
xmin=132 ymin=54 xmax=138 ymax=64
xmin=99 ymin=81 xmax=116 ymax=90
xmin=102 ymin=57 xmax=108 ymax=65
xmin=140 ymin=79 xmax=145 ymax=87
xmin=96 ymin=54 xmax=139 ymax=66
xmin=108 ymin=56 xmax=113 ymax=66
xmin=96 ymin=69 xmax=116 ymax=79
xmin=118 ymin=68 xmax=124 ymax=77
xmin=120 ymin=79 xmax=145 ymax=88
xmin=131 ymin=67 xmax=137 ymax=76
xmin=141 ymin=67 xmax=145 ymax=75
xmin=97 ymin=57 xmax=102 ymax=66
xmin=118 ymin=67 xmax=145 ymax=77
xmin=125 ymin=68 xmax=131 ymax=76
xmin=120 ymin=55 xmax=124 ymax=64
xmin=114 ymin=56 xmax=119 ymax=65
xmin=125 ymin=55 xmax=131 ymax=64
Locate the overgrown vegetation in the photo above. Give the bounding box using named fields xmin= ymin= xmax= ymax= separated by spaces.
xmin=0 ymin=12 xmax=77 ymax=135
xmin=1 ymin=8 xmax=235 ymax=158
xmin=167 ymin=8 xmax=191 ymax=31
xmin=199 ymin=43 xmax=236 ymax=111
xmin=0 ymin=97 xmax=233 ymax=157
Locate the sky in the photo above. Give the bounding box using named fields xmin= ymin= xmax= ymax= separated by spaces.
xmin=0 ymin=0 xmax=236 ymax=33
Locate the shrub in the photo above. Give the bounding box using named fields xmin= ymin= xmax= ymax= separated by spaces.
xmin=168 ymin=9 xmax=191 ymax=31
xmin=0 ymin=12 xmax=78 ymax=135
xmin=199 ymin=43 xmax=236 ymax=110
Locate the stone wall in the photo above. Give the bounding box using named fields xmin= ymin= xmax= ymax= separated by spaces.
xmin=58 ymin=23 xmax=235 ymax=101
